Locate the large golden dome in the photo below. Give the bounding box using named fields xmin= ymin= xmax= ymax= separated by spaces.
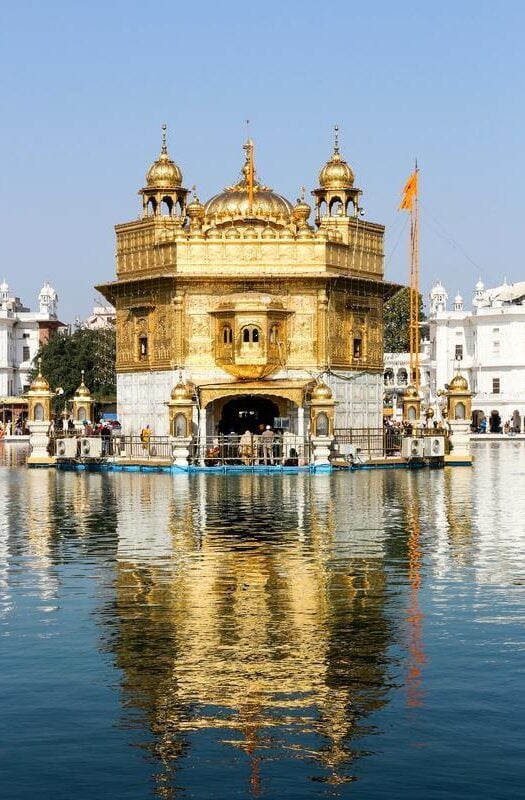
xmin=318 ymin=126 xmax=354 ymax=189
xmin=204 ymin=140 xmax=293 ymax=225
xmin=146 ymin=125 xmax=183 ymax=189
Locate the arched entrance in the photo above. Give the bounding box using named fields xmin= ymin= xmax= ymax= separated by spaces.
xmin=219 ymin=395 xmax=280 ymax=434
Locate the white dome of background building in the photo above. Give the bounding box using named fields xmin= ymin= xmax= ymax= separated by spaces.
xmin=429 ymin=281 xmax=448 ymax=316
xmin=473 ymin=277 xmax=487 ymax=308
xmin=453 ymin=291 xmax=463 ymax=312
xmin=38 ymin=281 xmax=58 ymax=316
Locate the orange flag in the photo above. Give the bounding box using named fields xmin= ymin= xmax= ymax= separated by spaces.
xmin=399 ymin=170 xmax=418 ymax=211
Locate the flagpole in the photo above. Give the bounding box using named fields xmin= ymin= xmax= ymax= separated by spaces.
xmin=409 ymin=163 xmax=420 ymax=391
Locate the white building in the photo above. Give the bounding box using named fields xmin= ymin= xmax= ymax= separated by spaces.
xmin=384 ymin=279 xmax=525 ymax=430
xmin=82 ymin=304 xmax=115 ymax=330
xmin=0 ymin=280 xmax=62 ymax=397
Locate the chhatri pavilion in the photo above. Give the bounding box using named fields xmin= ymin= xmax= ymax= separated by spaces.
xmin=97 ymin=127 xmax=399 ymax=438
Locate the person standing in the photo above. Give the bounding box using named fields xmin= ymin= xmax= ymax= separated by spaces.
xmin=140 ymin=424 xmax=151 ymax=451
xmin=261 ymin=425 xmax=275 ymax=465
xmin=239 ymin=430 xmax=253 ymax=466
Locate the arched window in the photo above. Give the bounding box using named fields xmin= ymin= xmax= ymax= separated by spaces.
xmin=269 ymin=325 xmax=279 ymax=345
xmin=241 ymin=325 xmax=261 ymax=345
xmin=161 ymin=197 xmax=173 ymax=216
xmin=173 ymin=413 xmax=187 ymax=437
xmin=455 ymin=402 xmax=466 ymax=420
xmin=223 ymin=326 xmax=232 ymax=345
xmin=34 ymin=402 xmax=44 ymax=421
xmin=315 ymin=412 xmax=329 ymax=436
xmin=139 ymin=335 xmax=148 ymax=358
xmin=78 ymin=406 xmax=86 ymax=422
xmin=398 ymin=368 xmax=408 ymax=386
xmin=408 ymin=406 xmax=416 ymax=421
xmin=147 ymin=198 xmax=157 ymax=216
xmin=329 ymin=197 xmax=343 ymax=217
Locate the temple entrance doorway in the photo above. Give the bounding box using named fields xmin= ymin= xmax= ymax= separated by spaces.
xmin=218 ymin=395 xmax=280 ymax=434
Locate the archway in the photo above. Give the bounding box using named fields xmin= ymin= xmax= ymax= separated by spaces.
xmin=219 ymin=395 xmax=280 ymax=434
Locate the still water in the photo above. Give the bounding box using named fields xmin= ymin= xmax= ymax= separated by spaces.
xmin=0 ymin=442 xmax=524 ymax=799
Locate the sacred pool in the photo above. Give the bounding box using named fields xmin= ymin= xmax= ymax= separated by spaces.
xmin=0 ymin=441 xmax=523 ymax=800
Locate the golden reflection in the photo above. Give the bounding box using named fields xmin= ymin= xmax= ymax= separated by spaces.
xmin=405 ymin=475 xmax=426 ymax=710
xmin=113 ymin=472 xmax=393 ymax=790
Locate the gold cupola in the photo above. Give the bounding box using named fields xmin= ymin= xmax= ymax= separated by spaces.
xmin=204 ymin=139 xmax=293 ymax=227
xmin=318 ymin=126 xmax=354 ymax=189
xmin=312 ymin=126 xmax=362 ymax=226
xmin=140 ymin=124 xmax=189 ymax=219
xmin=29 ymin=360 xmax=50 ymax=393
xmin=74 ymin=370 xmax=91 ymax=398
xmin=72 ymin=370 xmax=94 ymax=426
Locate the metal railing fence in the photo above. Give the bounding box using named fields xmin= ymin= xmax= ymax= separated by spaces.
xmin=189 ymin=433 xmax=311 ymax=467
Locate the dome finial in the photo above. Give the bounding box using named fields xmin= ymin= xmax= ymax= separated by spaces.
xmin=37 ymin=357 xmax=42 ymax=376
xmin=334 ymin=124 xmax=340 ymax=155
xmin=161 ymin=123 xmax=168 ymax=155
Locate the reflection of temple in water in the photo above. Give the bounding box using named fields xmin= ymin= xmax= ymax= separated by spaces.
xmin=112 ymin=472 xmax=395 ymax=791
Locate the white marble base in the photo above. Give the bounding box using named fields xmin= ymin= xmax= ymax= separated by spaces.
xmin=171 ymin=436 xmax=192 ymax=469
xmin=449 ymin=419 xmax=471 ymax=458
xmin=27 ymin=420 xmax=53 ymax=465
xmin=311 ymin=435 xmax=333 ymax=466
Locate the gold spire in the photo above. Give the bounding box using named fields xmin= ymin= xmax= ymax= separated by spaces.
xmin=318 ymin=126 xmax=355 ymax=189
xmin=333 ymin=124 xmax=340 ymax=156
xmin=243 ymin=137 xmax=255 ymax=210
xmin=29 ymin=358 xmax=50 ymax=392
xmin=75 ymin=369 xmax=91 ymax=398
xmin=146 ymin=124 xmax=183 ymax=188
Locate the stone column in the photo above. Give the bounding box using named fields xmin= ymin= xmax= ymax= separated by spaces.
xmin=198 ymin=406 xmax=207 ymax=466
xmin=297 ymin=406 xmax=304 ymax=439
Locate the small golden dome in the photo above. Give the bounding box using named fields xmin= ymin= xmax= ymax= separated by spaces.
xmin=75 ymin=371 xmax=91 ymax=398
xmin=403 ymin=384 xmax=419 ymax=400
xmin=170 ymin=375 xmax=193 ymax=401
xmin=30 ymin=360 xmax=50 ymax=392
xmin=293 ymin=189 xmax=311 ymax=226
xmin=261 ymin=225 xmax=275 ymax=239
xmin=449 ymin=373 xmax=469 ymax=391
xmin=146 ymin=125 xmax=183 ymax=188
xmin=318 ymin=126 xmax=354 ymax=189
xmin=187 ymin=189 xmax=205 ymax=220
xmin=311 ymin=380 xmax=333 ymax=400
xmin=225 ymin=226 xmax=241 ymax=239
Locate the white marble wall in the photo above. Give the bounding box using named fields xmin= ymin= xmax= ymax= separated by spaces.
xmin=326 ymin=371 xmax=383 ymax=430
xmin=117 ymin=370 xmax=178 ymax=435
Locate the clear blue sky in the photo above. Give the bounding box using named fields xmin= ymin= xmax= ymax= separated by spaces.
xmin=1 ymin=0 xmax=523 ymax=322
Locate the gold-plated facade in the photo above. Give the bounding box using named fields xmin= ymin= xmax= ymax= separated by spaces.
xmin=97 ymin=128 xmax=399 ymax=434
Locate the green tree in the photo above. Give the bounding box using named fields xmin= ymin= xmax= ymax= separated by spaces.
xmin=384 ymin=288 xmax=426 ymax=353
xmin=32 ymin=325 xmax=116 ymax=413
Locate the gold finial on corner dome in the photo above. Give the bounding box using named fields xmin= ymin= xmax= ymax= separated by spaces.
xmin=161 ymin=123 xmax=168 ymax=155
xmin=300 ymin=185 xmax=306 ymax=202
xmin=334 ymin=124 xmax=340 ymax=156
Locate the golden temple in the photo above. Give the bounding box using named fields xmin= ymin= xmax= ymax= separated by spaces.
xmin=97 ymin=126 xmax=399 ymax=437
